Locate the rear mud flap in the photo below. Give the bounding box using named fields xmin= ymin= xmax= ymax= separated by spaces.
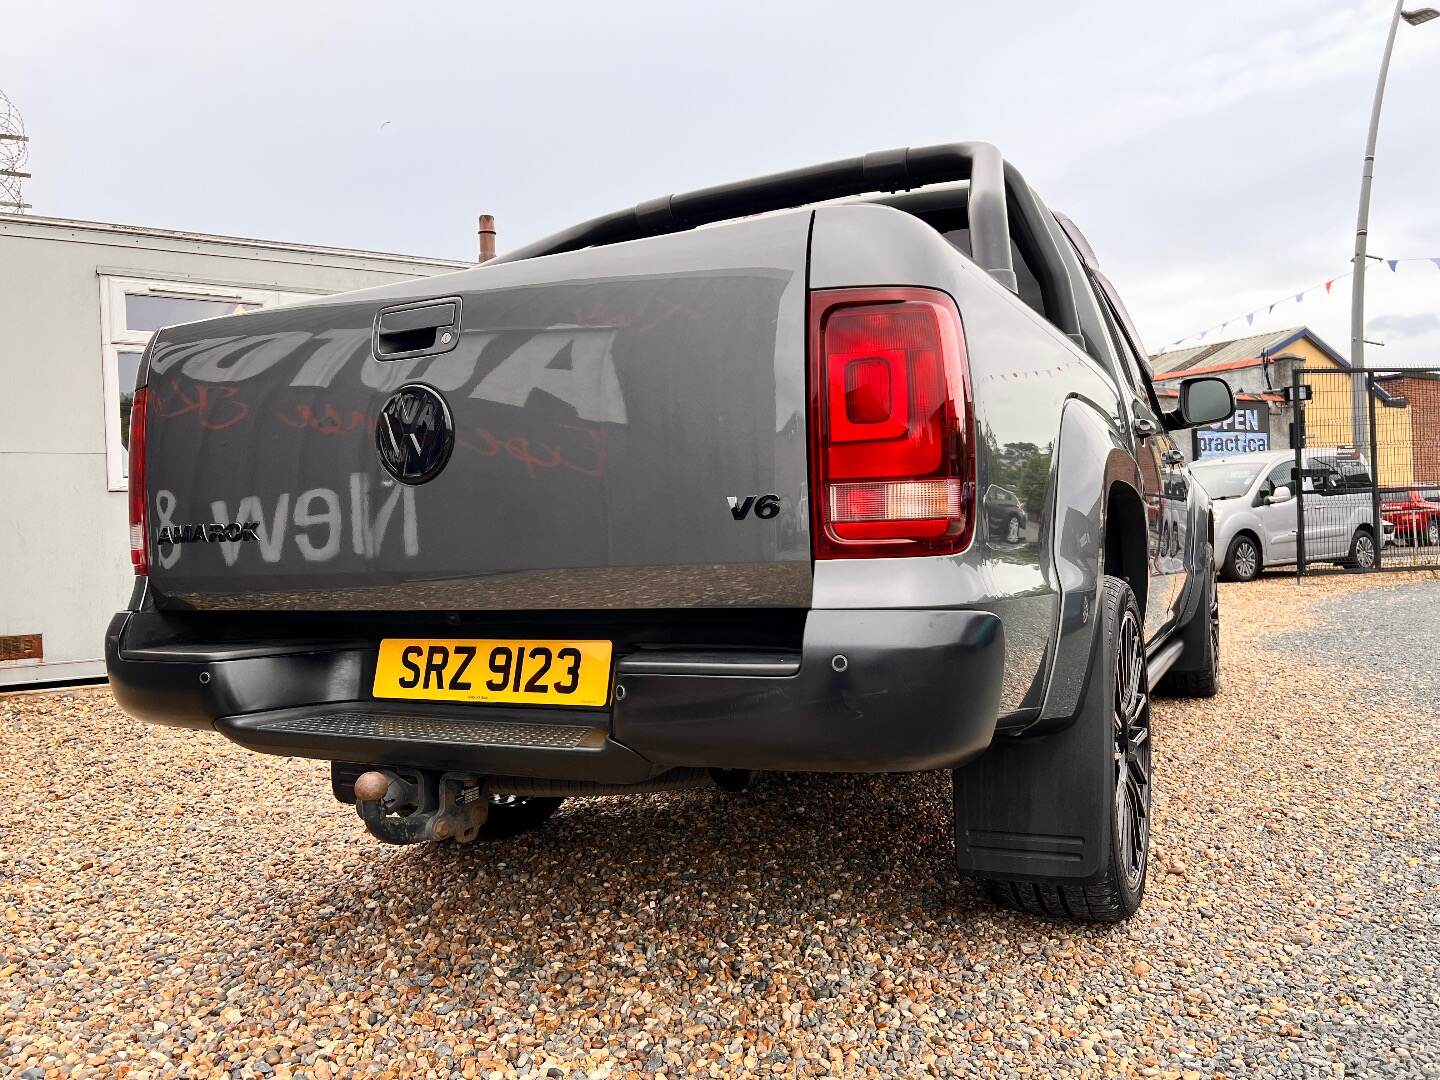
xmin=952 ymin=627 xmax=1111 ymax=883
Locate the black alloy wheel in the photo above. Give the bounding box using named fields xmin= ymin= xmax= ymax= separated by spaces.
xmin=1210 ymin=585 xmax=1220 ymax=662
xmin=973 ymin=577 xmax=1153 ymax=922
xmin=1113 ymin=606 xmax=1152 ymax=892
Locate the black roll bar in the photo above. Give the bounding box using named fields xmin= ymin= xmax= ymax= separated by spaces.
xmin=1001 ymin=162 xmax=1084 ymax=350
xmin=490 ymin=141 xmax=1083 ymax=345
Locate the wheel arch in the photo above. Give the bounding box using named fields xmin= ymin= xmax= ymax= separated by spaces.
xmin=1229 ymin=527 xmax=1263 ymax=559
xmin=1103 ymin=481 xmax=1148 ymax=619
xmin=1034 ymin=395 xmax=1142 ymax=727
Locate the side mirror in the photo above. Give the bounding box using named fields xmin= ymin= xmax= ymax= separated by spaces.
xmin=1173 ymin=376 xmax=1235 ymax=429
xmin=1267 ymin=485 xmax=1293 ymax=505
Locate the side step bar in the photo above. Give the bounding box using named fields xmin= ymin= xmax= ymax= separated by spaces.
xmin=1145 ymin=637 xmax=1186 ymax=689
xmin=216 ymin=702 xmax=654 ymax=784
xmin=254 ymin=710 xmax=605 ymax=751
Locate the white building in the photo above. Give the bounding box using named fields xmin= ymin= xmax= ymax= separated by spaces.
xmin=0 ymin=215 xmax=467 ymax=686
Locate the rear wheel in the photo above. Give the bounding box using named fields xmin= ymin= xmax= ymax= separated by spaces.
xmin=1346 ymin=527 xmax=1377 ymax=570
xmin=1222 ymin=534 xmax=1260 ymax=582
xmin=972 ymin=577 xmax=1151 ymax=922
xmin=1427 ymin=520 xmax=1439 ymax=547
xmin=1157 ymin=547 xmax=1219 ymax=697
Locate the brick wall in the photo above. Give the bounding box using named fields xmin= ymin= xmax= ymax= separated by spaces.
xmin=1386 ymin=376 xmax=1440 ymax=484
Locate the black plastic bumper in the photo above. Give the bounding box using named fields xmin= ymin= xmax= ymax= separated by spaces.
xmin=105 ymin=608 xmax=1004 ymax=779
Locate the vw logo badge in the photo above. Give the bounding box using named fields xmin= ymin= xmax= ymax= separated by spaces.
xmin=375 ymin=384 xmax=454 ymax=485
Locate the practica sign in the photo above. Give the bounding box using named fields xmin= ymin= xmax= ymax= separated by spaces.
xmin=1196 ymin=404 xmax=1269 ymax=458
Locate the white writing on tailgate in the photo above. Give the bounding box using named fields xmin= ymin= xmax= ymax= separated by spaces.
xmin=150 ymin=326 xmax=628 ymax=424
xmin=154 ymin=473 xmax=418 ymax=569
xmin=469 ymin=329 xmax=626 ymax=424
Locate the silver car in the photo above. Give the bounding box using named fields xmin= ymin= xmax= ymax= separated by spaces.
xmin=1191 ymin=449 xmax=1389 ymax=580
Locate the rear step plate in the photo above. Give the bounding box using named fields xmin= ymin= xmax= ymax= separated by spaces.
xmin=254 ymin=711 xmax=604 ymax=750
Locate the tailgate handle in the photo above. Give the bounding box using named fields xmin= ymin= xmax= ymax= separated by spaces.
xmin=373 ymin=298 xmax=462 ymax=360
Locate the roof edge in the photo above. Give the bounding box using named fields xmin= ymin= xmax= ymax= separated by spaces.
xmin=0 ymin=213 xmax=472 ymax=269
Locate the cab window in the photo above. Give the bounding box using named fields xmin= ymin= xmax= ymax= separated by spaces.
xmin=1261 ymin=462 xmax=1293 ymax=496
xmin=1049 ymin=229 xmax=1119 ymax=370
xmin=1095 ymin=288 xmax=1162 ymax=415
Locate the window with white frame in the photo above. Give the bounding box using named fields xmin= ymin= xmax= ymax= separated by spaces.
xmin=100 ymin=276 xmax=310 ymax=490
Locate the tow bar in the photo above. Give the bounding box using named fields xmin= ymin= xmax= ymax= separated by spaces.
xmin=351 ymin=766 xmax=749 ymax=844
xmin=353 ymin=769 xmax=487 ymax=845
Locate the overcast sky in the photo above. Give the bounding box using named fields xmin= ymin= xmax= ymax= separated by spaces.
xmin=5 ymin=0 xmax=1440 ymax=364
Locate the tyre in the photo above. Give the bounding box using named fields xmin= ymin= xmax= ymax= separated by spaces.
xmin=477 ymin=795 xmax=564 ymax=840
xmin=1157 ymin=546 xmax=1219 ymax=698
xmin=1427 ymin=519 xmax=1439 ymax=547
xmin=964 ymin=576 xmax=1152 ymax=923
xmin=1346 ymin=527 xmax=1377 ymax=570
xmin=1221 ymin=533 xmax=1260 ymax=582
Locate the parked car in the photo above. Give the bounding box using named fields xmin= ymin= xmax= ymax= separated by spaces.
xmin=983 ymin=484 xmax=1028 ymax=544
xmin=106 ymin=141 xmax=1234 ymax=922
xmin=1381 ymin=486 xmax=1440 ymax=546
xmin=1191 ymin=449 xmax=1387 ymax=580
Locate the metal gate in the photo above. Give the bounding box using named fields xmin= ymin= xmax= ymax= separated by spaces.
xmin=1290 ymin=367 xmax=1440 ymax=575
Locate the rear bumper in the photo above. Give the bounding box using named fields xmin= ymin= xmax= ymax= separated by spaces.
xmin=105 ymin=608 xmax=1004 ymax=780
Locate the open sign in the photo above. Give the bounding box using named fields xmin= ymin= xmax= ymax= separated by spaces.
xmin=1196 ymin=405 xmax=1268 ymax=458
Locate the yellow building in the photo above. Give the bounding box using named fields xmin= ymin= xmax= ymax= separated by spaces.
xmin=1152 ymin=326 xmax=1414 ymax=485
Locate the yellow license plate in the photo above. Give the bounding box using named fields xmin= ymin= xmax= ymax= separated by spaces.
xmin=372 ymin=638 xmax=613 ymax=707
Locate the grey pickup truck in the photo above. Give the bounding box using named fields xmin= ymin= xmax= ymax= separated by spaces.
xmin=107 ymin=142 xmax=1235 ymax=922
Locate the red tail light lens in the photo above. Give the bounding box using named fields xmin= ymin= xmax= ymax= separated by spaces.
xmin=809 ymin=288 xmax=974 ymax=558
xmin=128 ymin=386 xmax=149 ymax=575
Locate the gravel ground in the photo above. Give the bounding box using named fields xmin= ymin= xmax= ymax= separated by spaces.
xmin=3 ymin=572 xmax=1438 ymax=1079
xmin=1272 ymin=571 xmax=1440 ymax=706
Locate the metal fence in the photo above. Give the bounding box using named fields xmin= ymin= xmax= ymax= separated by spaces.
xmin=1291 ymin=367 xmax=1440 ymax=575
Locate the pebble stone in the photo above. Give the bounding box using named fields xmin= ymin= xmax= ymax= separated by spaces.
xmin=2 ymin=570 xmax=1437 ymax=1078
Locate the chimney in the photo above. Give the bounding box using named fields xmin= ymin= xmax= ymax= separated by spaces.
xmin=477 ymin=214 xmax=496 ymax=262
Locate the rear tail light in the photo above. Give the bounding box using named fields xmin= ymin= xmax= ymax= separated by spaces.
xmin=809 ymin=287 xmax=975 ymax=558
xmin=128 ymin=386 xmax=149 ymax=575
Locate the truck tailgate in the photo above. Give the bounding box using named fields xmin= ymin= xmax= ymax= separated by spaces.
xmin=140 ymin=212 xmax=812 ymax=611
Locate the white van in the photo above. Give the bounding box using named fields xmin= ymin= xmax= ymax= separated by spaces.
xmin=1190 ymin=450 xmax=1392 ymax=580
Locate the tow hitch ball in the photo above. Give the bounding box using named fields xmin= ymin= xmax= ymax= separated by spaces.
xmin=353 ymin=769 xmax=487 ymax=845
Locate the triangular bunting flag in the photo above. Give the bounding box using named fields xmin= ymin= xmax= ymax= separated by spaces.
xmin=1167 ymin=257 xmax=1440 ymax=345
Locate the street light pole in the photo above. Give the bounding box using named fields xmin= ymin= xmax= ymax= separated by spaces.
xmin=1349 ymin=2 xmax=1438 ymax=449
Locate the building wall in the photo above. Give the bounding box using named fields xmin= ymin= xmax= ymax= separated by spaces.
xmin=1291 ymin=348 xmax=1356 ymax=450
xmin=1279 ymin=340 xmax=1415 ymax=487
xmin=0 ymin=217 xmax=465 ymax=685
xmin=1383 ymin=375 xmax=1440 ymax=484
xmin=1158 ymin=337 xmax=1417 ymax=485
xmin=1370 ymin=399 xmax=1415 ymax=487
